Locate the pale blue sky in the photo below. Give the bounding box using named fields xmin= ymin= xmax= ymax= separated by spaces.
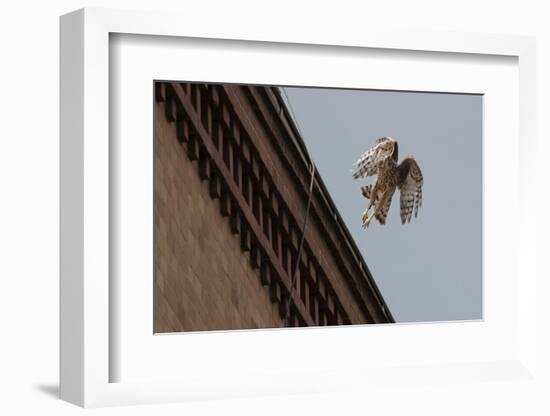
xmin=283 ymin=87 xmax=482 ymax=323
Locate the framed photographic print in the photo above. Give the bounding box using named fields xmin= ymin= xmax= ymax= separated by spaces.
xmin=152 ymin=80 xmax=483 ymax=333
xmin=60 ymin=7 xmax=538 ymax=408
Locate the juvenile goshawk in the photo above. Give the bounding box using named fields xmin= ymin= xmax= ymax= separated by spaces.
xmin=351 ymin=137 xmax=424 ymax=228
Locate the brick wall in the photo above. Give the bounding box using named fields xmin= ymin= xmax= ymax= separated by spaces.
xmin=154 ymin=100 xmax=284 ymax=332
xmin=225 ymin=86 xmax=370 ymax=323
xmin=154 ymin=82 xmax=392 ymax=333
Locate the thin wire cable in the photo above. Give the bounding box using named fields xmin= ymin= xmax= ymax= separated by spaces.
xmin=280 ymin=88 xmax=306 ymax=138
xmin=285 ymin=162 xmax=316 ymax=326
xmin=275 ymin=87 xmax=318 ymax=326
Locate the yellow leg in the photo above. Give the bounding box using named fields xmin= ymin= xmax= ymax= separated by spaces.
xmin=362 ymin=209 xmax=374 ymax=228
xmin=363 ymin=215 xmax=374 ymax=228
xmin=362 ymin=208 xmax=369 ymax=223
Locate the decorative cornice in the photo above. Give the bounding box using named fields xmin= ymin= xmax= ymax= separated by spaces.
xmin=240 ymin=86 xmax=393 ymax=323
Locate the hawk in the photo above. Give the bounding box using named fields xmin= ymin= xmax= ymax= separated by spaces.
xmin=351 ymin=137 xmax=423 ymax=228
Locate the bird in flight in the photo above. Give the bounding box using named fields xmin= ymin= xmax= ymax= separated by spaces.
xmin=351 ymin=137 xmax=423 ymax=228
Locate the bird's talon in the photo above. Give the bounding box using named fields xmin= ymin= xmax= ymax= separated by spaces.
xmin=362 ymin=215 xmax=372 ymax=229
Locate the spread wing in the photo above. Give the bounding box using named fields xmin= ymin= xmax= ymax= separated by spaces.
xmin=351 ymin=137 xmax=395 ymax=179
xmin=397 ymin=157 xmax=423 ymax=224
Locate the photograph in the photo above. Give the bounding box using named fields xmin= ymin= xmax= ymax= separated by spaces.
xmin=153 ymin=81 xmax=482 ymax=333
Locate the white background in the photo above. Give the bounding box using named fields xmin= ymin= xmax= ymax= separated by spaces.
xmin=1 ymin=1 xmax=548 ymax=415
xmin=112 ymin=34 xmax=519 ymax=384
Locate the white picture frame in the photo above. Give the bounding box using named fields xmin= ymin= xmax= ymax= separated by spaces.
xmin=60 ymin=7 xmax=537 ymax=408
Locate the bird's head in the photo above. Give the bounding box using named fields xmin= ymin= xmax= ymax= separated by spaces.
xmin=378 ymin=137 xmax=399 ymax=162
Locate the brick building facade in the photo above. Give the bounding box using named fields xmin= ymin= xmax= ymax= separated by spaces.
xmin=154 ymin=81 xmax=393 ymax=333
